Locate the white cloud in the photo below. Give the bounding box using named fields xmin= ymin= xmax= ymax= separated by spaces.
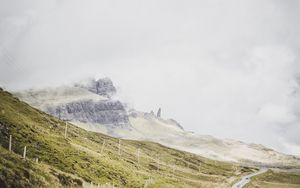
xmin=258 ymin=104 xmax=296 ymax=124
xmin=1 ymin=0 xmax=300 ymax=155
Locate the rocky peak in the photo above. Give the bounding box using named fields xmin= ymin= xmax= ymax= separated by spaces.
xmin=157 ymin=108 xmax=161 ymax=118
xmin=150 ymin=110 xmax=155 ymax=116
xmin=74 ymin=78 xmax=116 ymax=98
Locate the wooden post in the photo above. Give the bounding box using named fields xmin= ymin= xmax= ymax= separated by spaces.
xmin=23 ymin=146 xmax=27 ymax=160
xmin=101 ymin=140 xmax=106 ymax=154
xmin=64 ymin=122 xmax=68 ymax=139
xmin=9 ymin=135 xmax=12 ymax=152
xmin=137 ymin=148 xmax=140 ymax=164
xmin=97 ymin=183 xmax=99 ymax=188
xmin=91 ymin=182 xmax=93 ymax=188
xmin=35 ymin=158 xmax=39 ymax=163
xmin=118 ymin=139 xmax=121 ymax=156
xmin=157 ymin=157 xmax=160 ymax=171
xmin=172 ymin=165 xmax=175 ymax=179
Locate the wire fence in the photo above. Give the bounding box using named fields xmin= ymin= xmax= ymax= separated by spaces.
xmin=2 ymin=116 xmax=236 ymax=187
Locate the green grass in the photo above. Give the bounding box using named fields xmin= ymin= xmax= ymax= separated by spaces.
xmin=245 ymin=170 xmax=300 ymax=188
xmin=0 ymin=145 xmax=82 ymax=188
xmin=0 ymin=88 xmax=253 ymax=187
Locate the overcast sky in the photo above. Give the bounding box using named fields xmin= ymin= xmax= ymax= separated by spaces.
xmin=1 ymin=0 xmax=300 ymax=155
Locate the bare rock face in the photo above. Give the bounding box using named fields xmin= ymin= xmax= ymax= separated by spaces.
xmin=16 ymin=78 xmax=131 ymax=130
xmin=74 ymin=78 xmax=117 ymax=98
xmin=45 ymin=99 xmax=130 ymax=128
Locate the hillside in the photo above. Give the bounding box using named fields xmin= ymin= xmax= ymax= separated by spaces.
xmin=15 ymin=80 xmax=300 ymax=167
xmin=0 ymin=146 xmax=82 ymax=188
xmin=123 ymin=111 xmax=300 ymax=167
xmin=16 ymin=81 xmax=131 ymax=131
xmin=0 ymin=88 xmax=254 ymax=187
xmin=245 ymin=169 xmax=300 ymax=188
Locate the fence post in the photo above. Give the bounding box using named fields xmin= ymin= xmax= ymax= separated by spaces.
xmin=101 ymin=140 xmax=106 ymax=154
xmin=9 ymin=135 xmax=12 ymax=152
xmin=64 ymin=122 xmax=68 ymax=139
xmin=172 ymin=165 xmax=175 ymax=179
xmin=157 ymin=157 xmax=160 ymax=171
xmin=23 ymin=146 xmax=27 ymax=160
xmin=137 ymin=148 xmax=140 ymax=164
xmin=118 ymin=139 xmax=121 ymax=156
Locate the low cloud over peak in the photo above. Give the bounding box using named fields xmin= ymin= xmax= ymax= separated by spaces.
xmin=1 ymin=0 xmax=300 ymax=155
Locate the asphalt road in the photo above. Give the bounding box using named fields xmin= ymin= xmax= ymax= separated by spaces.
xmin=232 ymin=168 xmax=268 ymax=188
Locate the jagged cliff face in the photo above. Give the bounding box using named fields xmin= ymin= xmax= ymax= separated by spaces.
xmin=46 ymin=100 xmax=129 ymax=127
xmin=15 ymin=79 xmax=131 ymax=130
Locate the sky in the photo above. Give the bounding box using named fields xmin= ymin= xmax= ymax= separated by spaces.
xmin=1 ymin=0 xmax=300 ymax=155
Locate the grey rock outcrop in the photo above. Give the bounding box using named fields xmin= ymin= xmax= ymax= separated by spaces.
xmin=150 ymin=110 xmax=155 ymax=116
xmin=157 ymin=108 xmax=161 ymax=118
xmin=16 ymin=78 xmax=131 ymax=130
xmin=46 ymin=99 xmax=130 ymax=128
xmin=74 ymin=78 xmax=116 ymax=98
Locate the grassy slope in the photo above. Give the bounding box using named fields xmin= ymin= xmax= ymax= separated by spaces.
xmin=245 ymin=170 xmax=300 ymax=188
xmin=0 ymin=88 xmax=253 ymax=187
xmin=0 ymin=146 xmax=82 ymax=188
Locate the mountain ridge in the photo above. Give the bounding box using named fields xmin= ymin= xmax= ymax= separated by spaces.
xmin=0 ymin=87 xmax=251 ymax=187
xmin=14 ymin=78 xmax=300 ymax=168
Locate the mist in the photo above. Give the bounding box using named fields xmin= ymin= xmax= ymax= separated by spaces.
xmin=1 ymin=0 xmax=300 ymax=155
